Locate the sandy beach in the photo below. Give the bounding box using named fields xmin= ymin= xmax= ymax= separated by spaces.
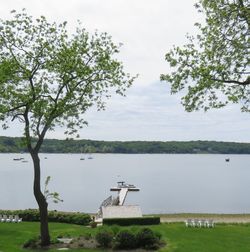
xmin=158 ymin=214 xmax=250 ymax=223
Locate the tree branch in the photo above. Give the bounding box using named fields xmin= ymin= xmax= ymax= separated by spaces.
xmin=7 ymin=103 xmax=27 ymax=113
xmin=29 ymin=77 xmax=36 ymax=101
xmin=211 ymin=77 xmax=250 ymax=86
xmin=11 ymin=113 xmax=25 ymax=122
xmin=36 ymin=114 xmax=43 ymax=138
xmin=34 ymin=124 xmax=49 ymax=153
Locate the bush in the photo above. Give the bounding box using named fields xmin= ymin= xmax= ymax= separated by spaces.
xmin=114 ymin=230 xmax=137 ymax=249
xmin=95 ymin=230 xmax=114 ymax=248
xmin=103 ymin=216 xmax=160 ymax=226
xmin=136 ymin=228 xmax=160 ymax=249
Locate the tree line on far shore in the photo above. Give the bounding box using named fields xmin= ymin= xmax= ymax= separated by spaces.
xmin=1 ymin=136 xmax=250 ymax=154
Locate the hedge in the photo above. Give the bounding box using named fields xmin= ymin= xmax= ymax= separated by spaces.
xmin=103 ymin=216 xmax=160 ymax=226
xmin=0 ymin=209 xmax=91 ymax=225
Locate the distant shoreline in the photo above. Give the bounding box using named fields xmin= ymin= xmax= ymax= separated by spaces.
xmin=1 ymin=136 xmax=250 ymax=154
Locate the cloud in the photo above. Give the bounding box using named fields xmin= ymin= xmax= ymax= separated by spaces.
xmin=0 ymin=0 xmax=200 ymax=86
xmin=44 ymin=82 xmax=249 ymax=142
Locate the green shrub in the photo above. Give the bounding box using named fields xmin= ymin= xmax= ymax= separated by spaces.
xmin=95 ymin=230 xmax=114 ymax=248
xmin=114 ymin=230 xmax=137 ymax=249
xmin=103 ymin=216 xmax=160 ymax=226
xmin=136 ymin=228 xmax=160 ymax=249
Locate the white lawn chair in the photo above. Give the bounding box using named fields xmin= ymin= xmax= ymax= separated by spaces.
xmin=5 ymin=215 xmax=12 ymax=222
xmin=13 ymin=215 xmax=22 ymax=223
xmin=192 ymin=219 xmax=199 ymax=227
xmin=207 ymin=219 xmax=214 ymax=228
xmin=185 ymin=219 xmax=192 ymax=227
xmin=198 ymin=219 xmax=206 ymax=228
xmin=8 ymin=215 xmax=15 ymax=223
xmin=2 ymin=215 xmax=8 ymax=222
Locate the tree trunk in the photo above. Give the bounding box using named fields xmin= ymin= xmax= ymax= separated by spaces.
xmin=31 ymin=151 xmax=50 ymax=246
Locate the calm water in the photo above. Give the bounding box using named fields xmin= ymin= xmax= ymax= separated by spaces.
xmin=1 ymin=153 xmax=250 ymax=214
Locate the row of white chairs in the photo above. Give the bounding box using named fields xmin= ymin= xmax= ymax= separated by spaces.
xmin=0 ymin=214 xmax=22 ymax=223
xmin=185 ymin=219 xmax=215 ymax=228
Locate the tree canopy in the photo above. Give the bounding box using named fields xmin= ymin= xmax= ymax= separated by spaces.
xmin=161 ymin=0 xmax=250 ymax=112
xmin=0 ymin=10 xmax=134 ymax=143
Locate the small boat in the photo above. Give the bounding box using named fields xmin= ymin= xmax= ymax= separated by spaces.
xmin=22 ymin=160 xmax=28 ymax=163
xmin=80 ymin=157 xmax=85 ymax=160
xmin=225 ymin=158 xmax=230 ymax=162
xmin=13 ymin=158 xmax=24 ymax=161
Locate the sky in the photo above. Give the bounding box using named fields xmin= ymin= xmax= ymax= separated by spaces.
xmin=0 ymin=0 xmax=249 ymax=142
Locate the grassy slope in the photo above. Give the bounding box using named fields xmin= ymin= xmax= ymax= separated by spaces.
xmin=1 ymin=222 xmax=250 ymax=251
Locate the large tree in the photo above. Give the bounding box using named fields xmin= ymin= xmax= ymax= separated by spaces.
xmin=0 ymin=10 xmax=134 ymax=246
xmin=161 ymin=0 xmax=249 ymax=112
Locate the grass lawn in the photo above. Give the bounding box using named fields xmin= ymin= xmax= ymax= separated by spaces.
xmin=152 ymin=223 xmax=250 ymax=252
xmin=1 ymin=222 xmax=250 ymax=251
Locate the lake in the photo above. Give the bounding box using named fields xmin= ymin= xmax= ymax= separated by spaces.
xmin=1 ymin=153 xmax=250 ymax=214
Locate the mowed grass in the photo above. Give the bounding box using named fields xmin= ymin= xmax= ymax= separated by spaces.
xmin=152 ymin=223 xmax=250 ymax=252
xmin=1 ymin=222 xmax=250 ymax=251
xmin=0 ymin=222 xmax=98 ymax=252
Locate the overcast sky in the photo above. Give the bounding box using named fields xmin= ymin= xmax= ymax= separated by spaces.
xmin=0 ymin=0 xmax=249 ymax=142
